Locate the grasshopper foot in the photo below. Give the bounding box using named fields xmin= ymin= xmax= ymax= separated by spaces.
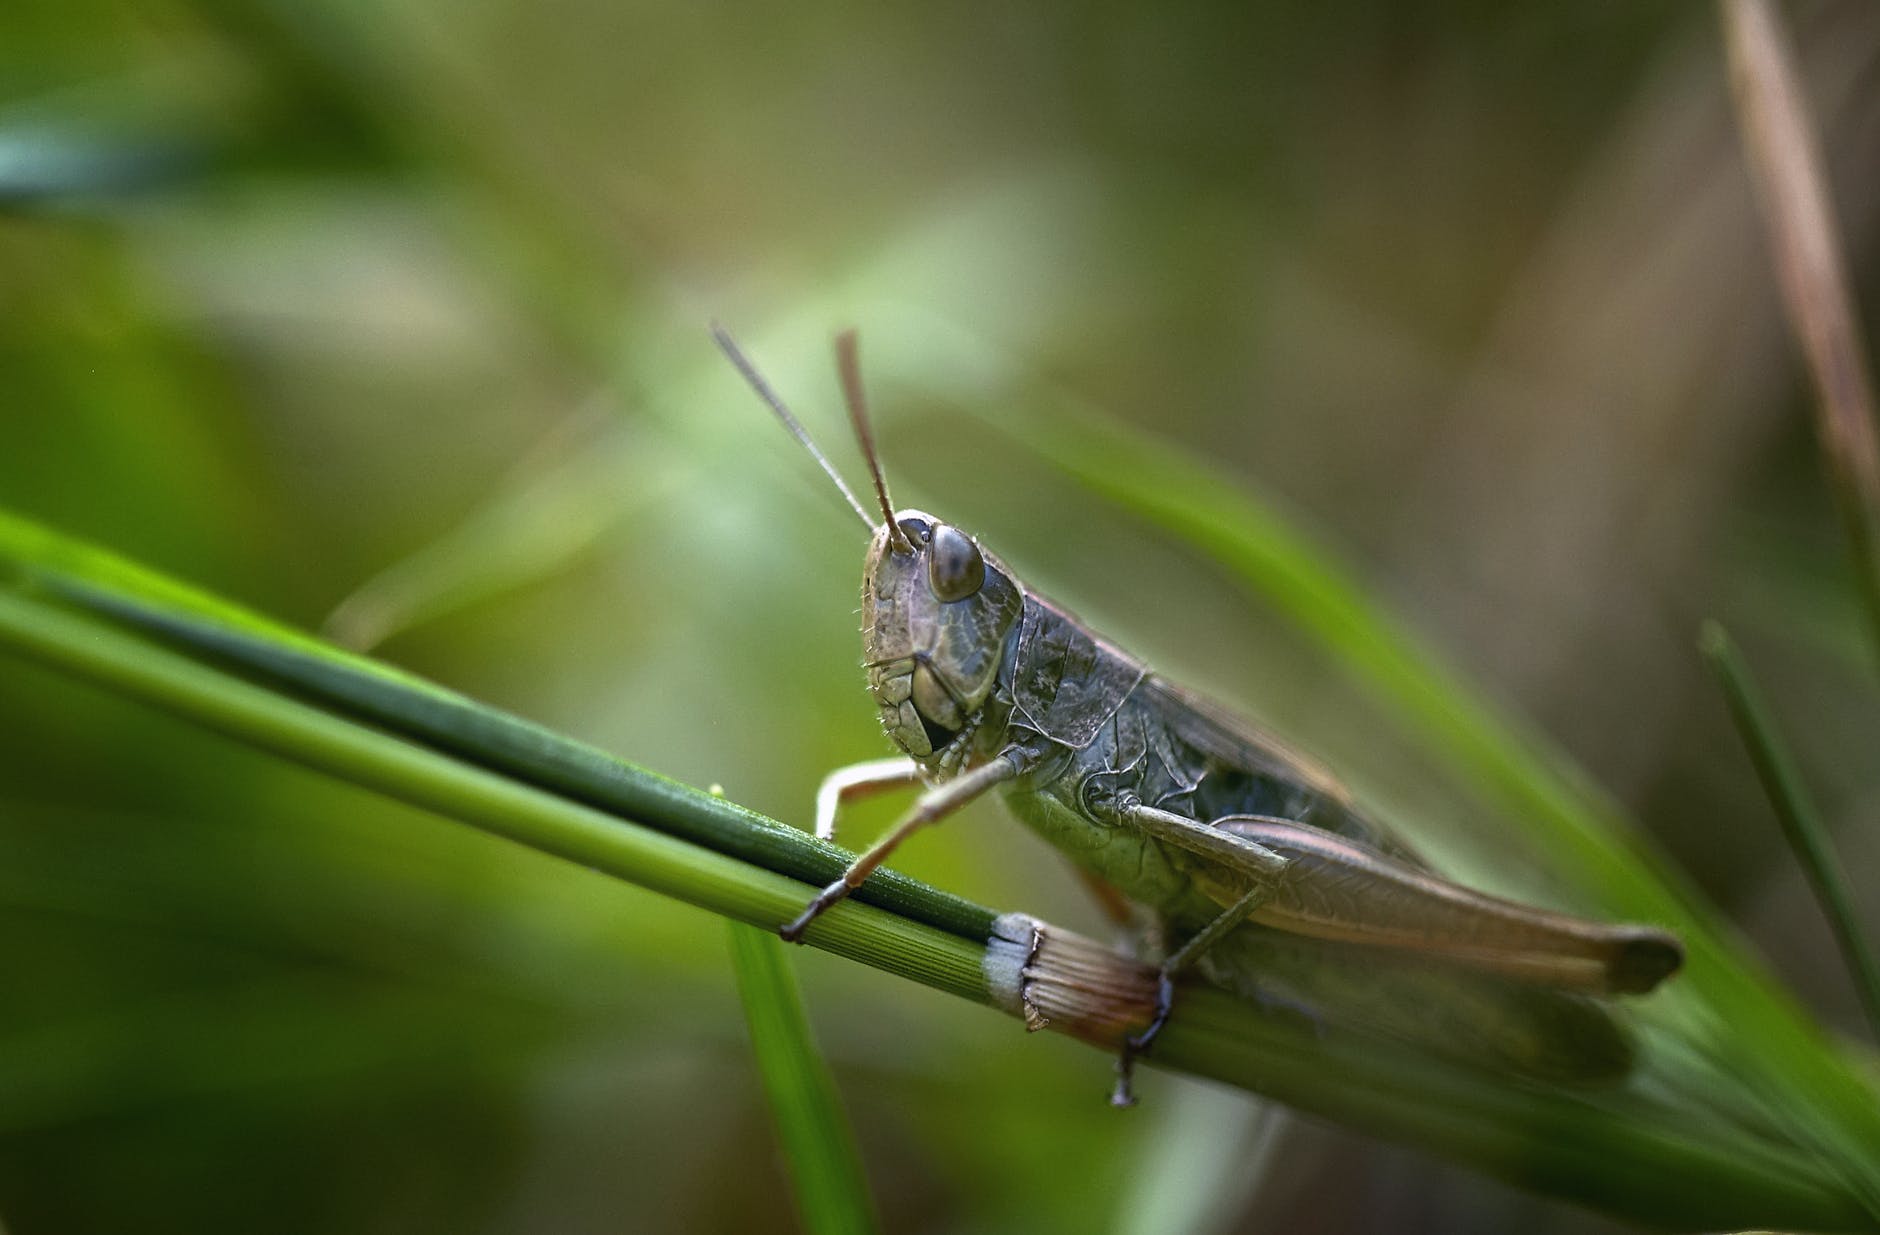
xmin=1109 ymin=969 xmax=1177 ymax=1108
xmin=779 ymin=880 xmax=850 ymax=943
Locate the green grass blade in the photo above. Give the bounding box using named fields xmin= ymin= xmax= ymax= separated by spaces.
xmin=728 ymin=923 xmax=879 ymax=1235
xmin=0 ymin=585 xmax=991 ymax=1002
xmin=323 ymin=415 xmax=663 ymax=650
xmin=1112 ymin=1082 xmax=1280 ymax=1235
xmin=0 ymin=510 xmax=994 ymax=945
xmin=1701 ymin=621 xmax=1880 ymax=1039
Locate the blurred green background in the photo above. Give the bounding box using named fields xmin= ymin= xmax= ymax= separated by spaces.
xmin=3 ymin=1 xmax=1879 ymax=1232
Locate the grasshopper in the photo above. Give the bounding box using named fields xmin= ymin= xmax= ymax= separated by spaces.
xmin=715 ymin=326 xmax=1682 ymax=1104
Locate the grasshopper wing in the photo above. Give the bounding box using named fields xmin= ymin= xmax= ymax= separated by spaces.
xmin=1219 ymin=817 xmax=1681 ymax=996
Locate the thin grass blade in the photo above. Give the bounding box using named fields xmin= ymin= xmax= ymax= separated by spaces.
xmin=728 ymin=922 xmax=878 ymax=1235
xmin=1700 ymin=621 xmax=1880 ymax=1039
xmin=323 ymin=411 xmax=660 ymax=651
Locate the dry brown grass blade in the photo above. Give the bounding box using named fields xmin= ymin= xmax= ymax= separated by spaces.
xmin=1720 ymin=0 xmax=1880 ymax=663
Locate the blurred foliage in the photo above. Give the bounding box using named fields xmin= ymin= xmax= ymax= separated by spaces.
xmin=3 ymin=1 xmax=1880 ymax=1233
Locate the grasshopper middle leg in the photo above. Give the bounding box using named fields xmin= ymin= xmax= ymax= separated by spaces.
xmin=1111 ymin=881 xmax=1275 ymax=1107
xmin=1105 ymin=800 xmax=1293 ymax=1105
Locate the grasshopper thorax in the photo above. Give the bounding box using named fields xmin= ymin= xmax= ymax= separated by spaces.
xmin=862 ymin=509 xmax=1023 ymax=764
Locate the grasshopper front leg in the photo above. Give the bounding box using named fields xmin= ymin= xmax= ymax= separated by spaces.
xmin=781 ymin=753 xmax=1023 ymax=942
xmin=814 ymin=756 xmax=924 ymax=841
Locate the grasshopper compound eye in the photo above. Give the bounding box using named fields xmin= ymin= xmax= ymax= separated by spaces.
xmin=927 ymin=523 xmax=985 ymax=601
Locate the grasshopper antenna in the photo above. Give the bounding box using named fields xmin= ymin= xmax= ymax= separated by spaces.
xmin=711 ymin=322 xmax=876 ymax=534
xmin=834 ymin=328 xmax=914 ymax=553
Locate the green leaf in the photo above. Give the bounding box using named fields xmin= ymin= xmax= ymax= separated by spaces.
xmin=728 ymin=922 xmax=878 ymax=1235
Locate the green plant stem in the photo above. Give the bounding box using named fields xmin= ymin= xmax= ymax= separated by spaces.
xmin=1701 ymin=621 xmax=1880 ymax=1040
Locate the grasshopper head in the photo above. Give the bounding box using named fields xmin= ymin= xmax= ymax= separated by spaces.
xmin=862 ymin=509 xmax=1022 ymax=761
xmin=709 ymin=326 xmax=1023 ymax=761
